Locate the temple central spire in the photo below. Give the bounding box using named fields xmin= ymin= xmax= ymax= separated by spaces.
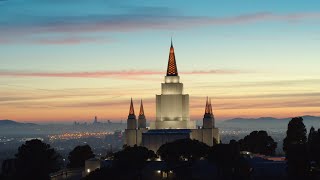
xmin=205 ymin=97 xmax=210 ymax=114
xmin=166 ymin=40 xmax=178 ymax=76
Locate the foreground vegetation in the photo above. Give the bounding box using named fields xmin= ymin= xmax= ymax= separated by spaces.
xmin=1 ymin=117 xmax=320 ymax=180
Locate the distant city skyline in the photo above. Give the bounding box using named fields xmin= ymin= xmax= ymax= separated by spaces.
xmin=1 ymin=0 xmax=320 ymax=122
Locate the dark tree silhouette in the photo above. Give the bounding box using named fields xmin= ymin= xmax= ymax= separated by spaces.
xmin=156 ymin=139 xmax=209 ymax=179
xmin=208 ymin=142 xmax=242 ymax=179
xmin=238 ymin=130 xmax=277 ymax=155
xmin=308 ymin=126 xmax=316 ymax=143
xmin=113 ymin=145 xmax=156 ymax=168
xmin=1 ymin=159 xmax=18 ymax=178
xmin=286 ymin=144 xmax=309 ymax=180
xmin=308 ymin=127 xmax=320 ymax=166
xmin=85 ymin=146 xmax=156 ymax=180
xmin=83 ymin=167 xmax=118 ymax=180
xmin=157 ymin=139 xmax=210 ymax=163
xmin=283 ymin=117 xmax=307 ymax=154
xmin=10 ymin=139 xmax=61 ymax=180
xmin=68 ymin=145 xmax=95 ymax=168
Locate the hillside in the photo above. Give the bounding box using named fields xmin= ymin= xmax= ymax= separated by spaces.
xmin=0 ymin=120 xmax=37 ymax=126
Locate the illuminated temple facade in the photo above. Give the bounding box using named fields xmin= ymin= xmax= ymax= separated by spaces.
xmin=125 ymin=41 xmax=220 ymax=152
xmin=150 ymin=41 xmax=194 ymax=129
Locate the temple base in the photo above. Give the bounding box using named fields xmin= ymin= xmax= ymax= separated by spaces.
xmin=149 ymin=120 xmax=195 ymax=129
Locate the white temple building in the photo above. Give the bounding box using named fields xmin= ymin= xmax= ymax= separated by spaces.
xmin=125 ymin=41 xmax=219 ymax=152
xmin=151 ymin=41 xmax=194 ymax=130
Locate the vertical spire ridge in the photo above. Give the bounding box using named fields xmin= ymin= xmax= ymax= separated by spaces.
xmin=129 ymin=98 xmax=135 ymax=115
xmin=205 ymin=96 xmax=210 ymax=114
xmin=138 ymin=99 xmax=146 ymax=129
xmin=209 ymin=98 xmax=213 ymax=115
xmin=203 ymin=96 xmax=214 ymax=129
xmin=166 ymin=39 xmax=178 ymax=76
xmin=139 ymin=99 xmax=144 ymax=116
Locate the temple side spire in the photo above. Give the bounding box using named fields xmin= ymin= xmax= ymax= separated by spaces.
xmin=127 ymin=98 xmax=137 ymax=130
xmin=129 ymin=98 xmax=135 ymax=115
xmin=203 ymin=97 xmax=215 ymax=129
xmin=139 ymin=99 xmax=144 ymax=116
xmin=166 ymin=39 xmax=178 ymax=76
xmin=138 ymin=99 xmax=146 ymax=129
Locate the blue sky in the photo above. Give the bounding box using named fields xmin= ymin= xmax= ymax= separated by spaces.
xmin=1 ymin=0 xmax=320 ymax=71
xmin=0 ymin=0 xmax=320 ymax=122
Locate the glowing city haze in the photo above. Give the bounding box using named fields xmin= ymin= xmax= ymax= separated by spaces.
xmin=1 ymin=0 xmax=320 ymax=122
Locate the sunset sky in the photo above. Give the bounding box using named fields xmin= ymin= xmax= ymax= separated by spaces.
xmin=1 ymin=0 xmax=320 ymax=123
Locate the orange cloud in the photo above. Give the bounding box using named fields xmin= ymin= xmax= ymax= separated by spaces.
xmin=0 ymin=69 xmax=246 ymax=79
xmin=1 ymin=90 xmax=319 ymax=122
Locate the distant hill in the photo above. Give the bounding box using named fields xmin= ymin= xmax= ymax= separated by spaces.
xmin=0 ymin=120 xmax=37 ymax=126
xmin=221 ymin=116 xmax=320 ymax=130
xmin=225 ymin=115 xmax=320 ymax=123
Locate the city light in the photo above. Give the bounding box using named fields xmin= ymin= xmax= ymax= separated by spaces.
xmin=48 ymin=132 xmax=113 ymax=141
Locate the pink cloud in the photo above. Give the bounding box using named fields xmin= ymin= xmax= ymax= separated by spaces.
xmin=0 ymin=69 xmax=246 ymax=79
xmin=35 ymin=12 xmax=320 ymax=34
xmin=183 ymin=70 xmax=246 ymax=75
xmin=33 ymin=36 xmax=114 ymax=45
xmin=2 ymin=12 xmax=320 ymax=44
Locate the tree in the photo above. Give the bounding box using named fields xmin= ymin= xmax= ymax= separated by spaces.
xmin=84 ymin=146 xmax=156 ymax=180
xmin=308 ymin=126 xmax=316 ymax=143
xmin=238 ymin=130 xmax=277 ymax=155
xmin=208 ymin=142 xmax=242 ymax=179
xmin=157 ymin=139 xmax=210 ymax=163
xmin=83 ymin=167 xmax=119 ymax=180
xmin=12 ymin=139 xmax=62 ymax=180
xmin=283 ymin=117 xmax=307 ymax=154
xmin=113 ymin=145 xmax=156 ymax=169
xmin=68 ymin=145 xmax=95 ymax=168
xmin=286 ymin=144 xmax=309 ymax=179
xmin=308 ymin=127 xmax=320 ymax=166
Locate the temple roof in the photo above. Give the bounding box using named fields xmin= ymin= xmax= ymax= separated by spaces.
xmin=166 ymin=40 xmax=178 ymax=76
xmin=129 ymin=98 xmax=135 ymax=115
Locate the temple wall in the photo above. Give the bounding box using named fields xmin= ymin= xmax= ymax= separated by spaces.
xmin=191 ymin=128 xmax=220 ymax=147
xmin=127 ymin=118 xmax=137 ymax=129
xmin=212 ymin=128 xmax=220 ymax=143
xmin=161 ymin=83 xmax=183 ymax=94
xmin=190 ymin=129 xmax=202 ymax=142
xmin=125 ymin=129 xmax=137 ymax=146
xmin=150 ymin=120 xmax=195 ymax=129
xmin=155 ymin=94 xmax=190 ymax=125
xmin=142 ymin=131 xmax=191 ymax=153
